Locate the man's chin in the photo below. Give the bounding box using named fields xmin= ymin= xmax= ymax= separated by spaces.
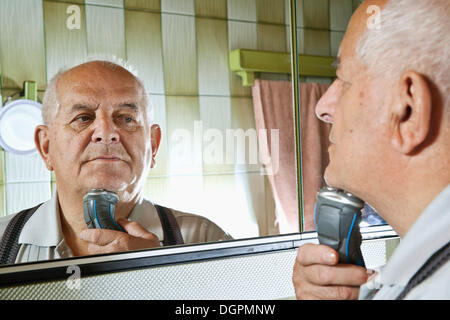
xmin=323 ymin=166 xmax=342 ymax=190
xmin=82 ymin=177 xmax=129 ymax=194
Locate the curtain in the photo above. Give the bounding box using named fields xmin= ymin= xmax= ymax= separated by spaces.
xmin=252 ymin=79 xmax=331 ymax=233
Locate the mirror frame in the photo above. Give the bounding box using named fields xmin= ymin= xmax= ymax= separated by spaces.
xmin=0 ymin=0 xmax=397 ymax=288
xmin=0 ymin=226 xmax=397 ymax=288
xmin=290 ymin=0 xmax=303 ymax=232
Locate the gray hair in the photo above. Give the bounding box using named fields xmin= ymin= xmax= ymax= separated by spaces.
xmin=42 ymin=55 xmax=153 ymax=125
xmin=356 ymin=0 xmax=450 ymax=112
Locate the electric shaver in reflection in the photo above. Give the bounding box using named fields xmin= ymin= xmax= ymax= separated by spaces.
xmin=314 ymin=186 xmax=365 ymax=267
xmin=83 ymin=189 xmax=124 ymax=231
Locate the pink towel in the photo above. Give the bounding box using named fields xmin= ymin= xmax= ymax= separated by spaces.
xmin=252 ymin=79 xmax=331 ymax=232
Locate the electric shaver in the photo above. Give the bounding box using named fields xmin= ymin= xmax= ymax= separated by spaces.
xmin=314 ymin=186 xmax=366 ymax=267
xmin=83 ymin=189 xmax=124 ymax=232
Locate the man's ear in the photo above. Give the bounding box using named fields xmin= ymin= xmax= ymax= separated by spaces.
xmin=34 ymin=125 xmax=53 ymax=171
xmin=150 ymin=124 xmax=162 ymax=168
xmin=390 ymin=71 xmax=432 ymax=155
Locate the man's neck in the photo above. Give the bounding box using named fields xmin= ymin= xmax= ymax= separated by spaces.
xmin=56 ymin=186 xmax=140 ymax=256
xmin=371 ymin=178 xmax=449 ymax=238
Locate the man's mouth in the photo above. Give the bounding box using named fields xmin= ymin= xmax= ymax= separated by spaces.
xmin=91 ymin=156 xmax=121 ymax=161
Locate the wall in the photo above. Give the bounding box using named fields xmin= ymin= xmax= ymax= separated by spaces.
xmin=0 ymin=0 xmax=359 ymax=237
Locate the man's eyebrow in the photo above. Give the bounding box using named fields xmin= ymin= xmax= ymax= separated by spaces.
xmin=67 ymin=103 xmax=97 ymax=114
xmin=66 ymin=103 xmax=138 ymax=114
xmin=116 ymin=102 xmax=138 ymax=110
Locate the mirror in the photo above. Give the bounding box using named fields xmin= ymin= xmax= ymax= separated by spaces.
xmin=0 ymin=0 xmax=301 ymax=266
xmin=0 ymin=0 xmax=387 ymax=269
xmin=293 ymin=0 xmax=387 ymax=230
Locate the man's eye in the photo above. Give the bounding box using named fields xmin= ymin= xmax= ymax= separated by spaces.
xmin=118 ymin=115 xmax=135 ymax=124
xmin=337 ymin=78 xmax=351 ymax=89
xmin=116 ymin=114 xmax=140 ymax=131
xmin=76 ymin=115 xmax=92 ymax=122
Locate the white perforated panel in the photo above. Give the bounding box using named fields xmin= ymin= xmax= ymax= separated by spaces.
xmin=0 ymin=250 xmax=298 ymax=300
xmin=361 ymin=239 xmax=387 ymax=269
xmin=0 ymin=237 xmax=399 ymax=300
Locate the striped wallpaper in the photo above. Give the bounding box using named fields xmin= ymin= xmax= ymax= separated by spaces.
xmin=0 ymin=0 xmax=358 ymax=238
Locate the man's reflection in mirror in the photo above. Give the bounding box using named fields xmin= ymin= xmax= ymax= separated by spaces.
xmin=0 ymin=60 xmax=232 ymax=265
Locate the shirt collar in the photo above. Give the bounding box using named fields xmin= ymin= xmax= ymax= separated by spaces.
xmin=18 ymin=187 xmax=64 ymax=247
xmin=128 ymin=197 xmax=164 ymax=241
xmin=377 ymin=184 xmax=450 ymax=286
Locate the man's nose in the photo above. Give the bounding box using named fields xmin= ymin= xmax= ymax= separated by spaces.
xmin=91 ymin=116 xmax=120 ymax=144
xmin=315 ymin=80 xmax=341 ymax=123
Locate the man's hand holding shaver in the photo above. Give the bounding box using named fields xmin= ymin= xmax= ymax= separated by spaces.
xmin=79 ymin=219 xmax=161 ymax=254
xmin=292 ymin=243 xmax=372 ymax=300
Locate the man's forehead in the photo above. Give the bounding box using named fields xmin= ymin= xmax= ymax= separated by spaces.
xmin=56 ymin=64 xmax=146 ymax=104
xmin=338 ymin=16 xmax=365 ymax=66
xmin=67 ymin=82 xmax=141 ymax=98
xmin=335 ymin=0 xmax=388 ymax=75
xmin=57 ymin=81 xmax=145 ymax=110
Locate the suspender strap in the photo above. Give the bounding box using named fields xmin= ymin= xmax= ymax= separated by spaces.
xmin=0 ymin=204 xmax=42 ymax=265
xmin=396 ymin=241 xmax=450 ymax=300
xmin=154 ymin=205 xmax=184 ymax=246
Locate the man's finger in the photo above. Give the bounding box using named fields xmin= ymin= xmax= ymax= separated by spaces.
xmin=305 ymin=263 xmax=369 ymax=286
xmin=118 ymin=219 xmax=159 ymax=241
xmin=296 ymin=243 xmax=339 ymax=266
xmin=86 ymin=243 xmax=117 ymax=255
xmin=311 ymin=284 xmax=361 ymax=300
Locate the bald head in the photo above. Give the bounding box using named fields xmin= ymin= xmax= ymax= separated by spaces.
xmin=59 ymin=60 xmax=140 ymax=88
xmin=42 ymin=60 xmax=151 ymax=126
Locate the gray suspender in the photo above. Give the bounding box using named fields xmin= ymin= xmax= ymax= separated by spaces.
xmin=0 ymin=203 xmax=184 ymax=265
xmin=396 ymin=241 xmax=450 ymax=300
xmin=0 ymin=204 xmax=42 ymax=265
xmin=154 ymin=205 xmax=184 ymax=246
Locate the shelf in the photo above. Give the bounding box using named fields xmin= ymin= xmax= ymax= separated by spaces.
xmin=229 ymin=49 xmax=336 ymax=86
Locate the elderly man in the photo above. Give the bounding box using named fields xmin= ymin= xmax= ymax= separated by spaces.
xmin=292 ymin=0 xmax=449 ymax=299
xmin=0 ymin=60 xmax=231 ymax=264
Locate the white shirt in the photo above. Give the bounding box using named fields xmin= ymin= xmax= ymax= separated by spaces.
xmin=0 ymin=189 xmax=232 ymax=264
xmin=359 ymin=184 xmax=450 ymax=300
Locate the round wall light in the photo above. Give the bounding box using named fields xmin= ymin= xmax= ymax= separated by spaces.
xmin=0 ymin=99 xmax=42 ymax=155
